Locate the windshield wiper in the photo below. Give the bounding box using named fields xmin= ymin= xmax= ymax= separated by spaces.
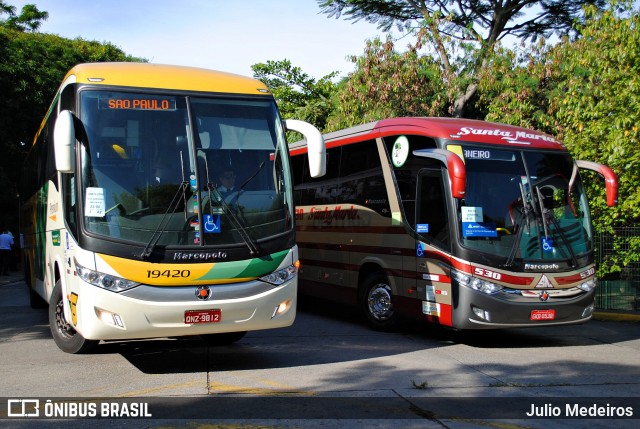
xmin=503 ymin=182 xmax=532 ymax=267
xmin=535 ymin=185 xmax=578 ymax=267
xmin=229 ymin=161 xmax=265 ymax=202
xmin=201 ymin=154 xmax=260 ymax=255
xmin=140 ymin=151 xmax=189 ymax=260
xmin=140 ymin=180 xmax=189 ymax=260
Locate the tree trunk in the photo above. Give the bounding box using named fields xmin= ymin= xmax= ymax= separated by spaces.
xmin=452 ymin=82 xmax=478 ymax=118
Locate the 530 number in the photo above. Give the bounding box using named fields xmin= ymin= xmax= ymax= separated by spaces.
xmin=474 ymin=267 xmax=502 ymax=280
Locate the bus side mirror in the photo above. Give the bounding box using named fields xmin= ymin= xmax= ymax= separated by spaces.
xmin=53 ymin=110 xmax=76 ymax=173
xmin=413 ymin=149 xmax=466 ymax=199
xmin=575 ymin=160 xmax=618 ymax=207
xmin=285 ymin=119 xmax=326 ymax=178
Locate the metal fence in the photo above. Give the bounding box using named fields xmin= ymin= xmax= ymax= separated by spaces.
xmin=594 ymin=227 xmax=640 ymax=312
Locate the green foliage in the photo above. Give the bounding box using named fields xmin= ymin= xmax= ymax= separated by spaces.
xmin=325 ymin=36 xmax=448 ymax=131
xmin=0 ymin=1 xmax=48 ymax=32
xmin=481 ymin=1 xmax=640 ymax=276
xmin=318 ymin=0 xmax=608 ymax=116
xmin=251 ymin=59 xmax=338 ymax=131
xmin=0 ymin=18 xmax=144 ymax=230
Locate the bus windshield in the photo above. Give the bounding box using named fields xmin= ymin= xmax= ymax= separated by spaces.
xmin=450 ymin=144 xmax=593 ymax=263
xmin=78 ymin=90 xmax=293 ymax=247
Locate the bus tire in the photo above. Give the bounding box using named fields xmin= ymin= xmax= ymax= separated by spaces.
xmin=200 ymin=331 xmax=247 ymax=346
xmin=360 ymin=272 xmax=400 ymax=330
xmin=49 ymin=280 xmax=98 ymax=354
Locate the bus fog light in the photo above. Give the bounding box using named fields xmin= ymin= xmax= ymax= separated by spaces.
xmin=272 ymin=299 xmax=292 ymax=318
xmin=582 ymin=302 xmax=595 ymax=318
xmin=472 ymin=305 xmax=491 ymax=321
xmin=95 ymin=307 xmax=124 ymax=327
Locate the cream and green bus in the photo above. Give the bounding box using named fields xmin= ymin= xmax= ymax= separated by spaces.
xmin=20 ymin=62 xmax=325 ymax=353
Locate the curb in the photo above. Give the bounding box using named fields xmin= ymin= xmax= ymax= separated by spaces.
xmin=592 ymin=311 xmax=640 ymax=323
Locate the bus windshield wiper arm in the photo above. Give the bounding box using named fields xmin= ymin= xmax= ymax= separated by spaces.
xmin=503 ymin=182 xmax=533 ymax=267
xmin=535 ymin=185 xmax=578 ymax=267
xmin=140 ymin=180 xmax=189 ymax=260
xmin=200 ymin=154 xmax=259 ymax=255
xmin=208 ymin=184 xmax=259 ymax=255
xmin=230 ymin=161 xmax=265 ymax=201
xmin=141 ymin=151 xmax=188 ymax=260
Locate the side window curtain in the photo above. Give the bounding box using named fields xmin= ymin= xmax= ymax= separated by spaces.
xmin=339 ymin=140 xmax=390 ymax=217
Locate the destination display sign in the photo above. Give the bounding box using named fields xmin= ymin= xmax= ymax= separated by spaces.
xmin=99 ymin=96 xmax=177 ymax=111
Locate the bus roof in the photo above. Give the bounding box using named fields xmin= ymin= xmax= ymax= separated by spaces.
xmin=291 ymin=117 xmax=566 ymax=152
xmin=63 ymin=62 xmax=271 ymax=95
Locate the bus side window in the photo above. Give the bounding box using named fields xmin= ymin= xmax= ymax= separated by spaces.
xmin=416 ymin=170 xmax=450 ymax=249
xmin=340 ymin=140 xmax=389 ymax=216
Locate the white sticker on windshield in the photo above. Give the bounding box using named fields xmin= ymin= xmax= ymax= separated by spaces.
xmin=85 ymin=187 xmax=105 ymax=217
xmin=462 ymin=206 xmax=483 ymax=222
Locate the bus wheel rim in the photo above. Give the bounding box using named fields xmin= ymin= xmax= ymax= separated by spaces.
xmin=367 ymin=284 xmax=393 ymax=320
xmin=55 ymin=299 xmax=75 ymax=338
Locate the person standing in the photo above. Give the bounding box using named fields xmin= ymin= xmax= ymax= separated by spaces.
xmin=0 ymin=226 xmax=14 ymax=275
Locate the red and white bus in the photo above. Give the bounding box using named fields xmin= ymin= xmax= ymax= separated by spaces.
xmin=290 ymin=117 xmax=617 ymax=330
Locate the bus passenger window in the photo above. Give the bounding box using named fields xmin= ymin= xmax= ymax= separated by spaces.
xmin=416 ymin=171 xmax=449 ymax=249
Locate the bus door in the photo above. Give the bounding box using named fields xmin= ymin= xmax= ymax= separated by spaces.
xmin=411 ymin=148 xmax=466 ymax=326
xmin=413 ymin=167 xmax=455 ymax=324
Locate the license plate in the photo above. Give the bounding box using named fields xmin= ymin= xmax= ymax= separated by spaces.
xmin=530 ymin=309 xmax=556 ymax=321
xmin=184 ymin=309 xmax=221 ymax=324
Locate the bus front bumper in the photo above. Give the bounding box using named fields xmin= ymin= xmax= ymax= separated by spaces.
xmin=450 ymin=286 xmax=596 ymax=330
xmin=73 ymin=278 xmax=297 ymax=341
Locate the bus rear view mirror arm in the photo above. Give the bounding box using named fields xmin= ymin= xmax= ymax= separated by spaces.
xmin=412 ymin=148 xmax=466 ymax=199
xmin=575 ymin=160 xmax=618 ymax=207
xmin=53 ymin=110 xmax=76 ymax=173
xmin=285 ymin=119 xmax=326 ymax=178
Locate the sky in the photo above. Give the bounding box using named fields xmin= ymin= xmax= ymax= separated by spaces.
xmin=11 ymin=0 xmax=389 ymax=80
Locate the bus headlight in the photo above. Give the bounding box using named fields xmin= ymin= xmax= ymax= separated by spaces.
xmin=452 ymin=269 xmax=504 ymax=295
xmin=75 ymin=261 xmax=140 ymax=292
xmin=260 ymin=263 xmax=298 ymax=286
xmin=578 ymin=277 xmax=597 ymax=292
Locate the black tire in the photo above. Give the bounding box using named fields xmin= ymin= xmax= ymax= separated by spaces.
xmin=49 ymin=280 xmax=98 ymax=354
xmin=200 ymin=331 xmax=247 ymax=346
xmin=360 ymin=272 xmax=400 ymax=330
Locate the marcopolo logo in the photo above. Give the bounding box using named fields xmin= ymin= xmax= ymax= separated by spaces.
xmin=173 ymin=251 xmax=228 ymax=261
xmin=524 ymin=263 xmax=560 ymax=271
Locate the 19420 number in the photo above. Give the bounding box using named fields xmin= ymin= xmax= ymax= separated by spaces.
xmin=147 ymin=269 xmax=191 ymax=278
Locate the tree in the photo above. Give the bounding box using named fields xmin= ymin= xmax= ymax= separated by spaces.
xmin=0 ymin=23 xmax=144 ymax=231
xmin=479 ymin=1 xmax=640 ymax=276
xmin=318 ymin=0 xmax=606 ymax=117
xmin=325 ymin=35 xmax=448 ymax=131
xmin=0 ymin=1 xmax=48 ymax=32
xmin=251 ymin=59 xmax=338 ymax=131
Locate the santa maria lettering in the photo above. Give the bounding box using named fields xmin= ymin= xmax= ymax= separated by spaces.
xmin=457 ymin=126 xmax=561 ymax=145
xmin=295 ymin=205 xmax=360 ymax=225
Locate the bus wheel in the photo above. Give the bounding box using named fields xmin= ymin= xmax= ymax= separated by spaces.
xmin=361 ymin=272 xmax=399 ymax=330
xmin=200 ymin=331 xmax=247 ymax=346
xmin=49 ymin=280 xmax=98 ymax=354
